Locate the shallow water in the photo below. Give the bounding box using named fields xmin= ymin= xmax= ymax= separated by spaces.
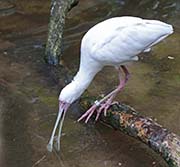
xmin=0 ymin=0 xmax=179 ymax=167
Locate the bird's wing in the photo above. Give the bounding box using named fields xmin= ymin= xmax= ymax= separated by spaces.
xmin=85 ymin=17 xmax=173 ymax=64
xmin=86 ymin=17 xmax=144 ymax=53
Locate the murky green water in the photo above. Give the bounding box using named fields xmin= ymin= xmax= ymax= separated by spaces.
xmin=0 ymin=0 xmax=179 ymax=167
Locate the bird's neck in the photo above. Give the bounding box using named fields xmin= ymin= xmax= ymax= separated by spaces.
xmin=72 ymin=68 xmax=97 ymax=95
xmin=59 ymin=60 xmax=103 ymax=104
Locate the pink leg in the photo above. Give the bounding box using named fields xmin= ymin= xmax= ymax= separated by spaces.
xmin=78 ymin=65 xmax=130 ymax=123
xmin=95 ymin=65 xmax=130 ymax=120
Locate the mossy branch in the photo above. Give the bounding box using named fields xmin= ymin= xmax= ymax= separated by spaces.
xmin=45 ymin=0 xmax=79 ymax=65
xmin=88 ymin=102 xmax=180 ymax=167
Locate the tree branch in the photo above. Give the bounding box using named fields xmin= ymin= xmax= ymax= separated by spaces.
xmin=45 ymin=0 xmax=79 ymax=65
xmin=88 ymin=102 xmax=180 ymax=167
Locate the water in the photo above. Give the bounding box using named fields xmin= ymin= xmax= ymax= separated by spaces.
xmin=0 ymin=0 xmax=179 ymax=167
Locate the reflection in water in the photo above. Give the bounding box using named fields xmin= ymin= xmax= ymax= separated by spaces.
xmin=0 ymin=0 xmax=179 ymax=167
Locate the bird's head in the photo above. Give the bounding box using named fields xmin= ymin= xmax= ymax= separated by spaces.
xmin=47 ymin=82 xmax=81 ymax=152
xmin=59 ymin=81 xmax=86 ymax=104
xmin=47 ymin=68 xmax=96 ymax=151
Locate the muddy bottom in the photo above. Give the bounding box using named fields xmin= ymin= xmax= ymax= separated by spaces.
xmin=0 ymin=0 xmax=179 ymax=167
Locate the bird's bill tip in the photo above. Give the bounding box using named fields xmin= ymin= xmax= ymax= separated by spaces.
xmin=47 ymin=143 xmax=53 ymax=152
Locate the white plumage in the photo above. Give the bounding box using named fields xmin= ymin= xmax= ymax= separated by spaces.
xmin=47 ymin=16 xmax=173 ymax=152
xmin=60 ymin=16 xmax=173 ymax=103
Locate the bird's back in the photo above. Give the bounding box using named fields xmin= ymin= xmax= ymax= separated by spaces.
xmin=81 ymin=16 xmax=173 ymax=66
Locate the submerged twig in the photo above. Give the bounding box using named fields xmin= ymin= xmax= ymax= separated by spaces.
xmin=32 ymin=155 xmax=46 ymax=167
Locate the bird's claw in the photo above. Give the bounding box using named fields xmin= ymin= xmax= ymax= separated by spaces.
xmin=78 ymin=100 xmax=113 ymax=123
xmin=77 ymin=105 xmax=97 ymax=123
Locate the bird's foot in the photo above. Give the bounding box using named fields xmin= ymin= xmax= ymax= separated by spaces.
xmin=95 ymin=97 xmax=119 ymax=120
xmin=77 ymin=104 xmax=97 ymax=123
xmin=78 ymin=98 xmax=114 ymax=123
xmin=95 ymin=100 xmax=112 ymax=120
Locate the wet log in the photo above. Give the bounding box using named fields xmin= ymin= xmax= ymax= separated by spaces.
xmin=45 ymin=0 xmax=79 ymax=65
xmin=91 ymin=102 xmax=180 ymax=167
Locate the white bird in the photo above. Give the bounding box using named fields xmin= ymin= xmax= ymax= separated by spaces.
xmin=47 ymin=16 xmax=173 ymax=152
